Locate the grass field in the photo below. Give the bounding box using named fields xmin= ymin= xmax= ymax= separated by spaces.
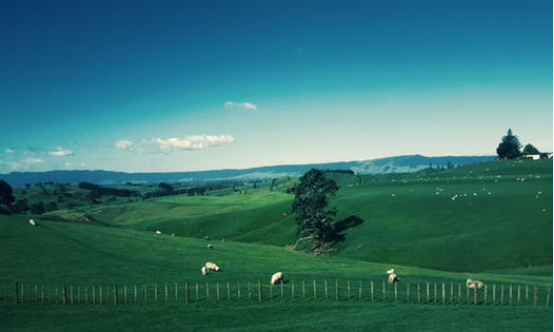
xmin=0 ymin=159 xmax=551 ymax=331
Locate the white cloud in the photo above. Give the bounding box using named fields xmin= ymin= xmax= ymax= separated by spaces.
xmin=153 ymin=135 xmax=235 ymax=151
xmin=115 ymin=139 xmax=133 ymax=149
xmin=64 ymin=162 xmax=86 ymax=168
xmin=48 ymin=147 xmax=74 ymax=157
xmin=4 ymin=148 xmax=14 ymax=154
xmin=0 ymin=157 xmax=45 ymax=171
xmin=224 ymin=101 xmax=258 ymax=111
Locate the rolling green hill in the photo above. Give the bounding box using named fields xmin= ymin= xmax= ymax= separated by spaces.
xmin=77 ymin=159 xmax=552 ymax=273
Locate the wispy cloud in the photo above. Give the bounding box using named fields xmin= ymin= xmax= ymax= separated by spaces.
xmin=0 ymin=157 xmax=45 ymax=172
xmin=64 ymin=162 xmax=86 ymax=168
xmin=115 ymin=139 xmax=133 ymax=149
xmin=48 ymin=147 xmax=74 ymax=157
xmin=153 ymin=135 xmax=235 ymax=151
xmin=3 ymin=148 xmax=14 ymax=154
xmin=224 ymin=101 xmax=258 ymax=111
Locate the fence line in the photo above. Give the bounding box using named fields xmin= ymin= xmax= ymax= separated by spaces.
xmin=2 ymin=280 xmax=551 ymax=307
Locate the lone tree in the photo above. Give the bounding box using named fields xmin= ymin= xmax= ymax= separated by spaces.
xmin=496 ymin=129 xmax=522 ymax=159
xmin=522 ymin=144 xmax=540 ymax=156
xmin=0 ymin=180 xmax=15 ymax=209
xmin=292 ymin=169 xmax=364 ymax=255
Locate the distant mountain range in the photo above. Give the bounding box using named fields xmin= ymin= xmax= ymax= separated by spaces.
xmin=0 ymin=154 xmax=494 ymax=188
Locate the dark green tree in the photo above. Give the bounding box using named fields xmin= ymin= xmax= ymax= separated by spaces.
xmin=158 ymin=182 xmax=174 ymax=192
xmin=30 ymin=202 xmax=45 ymax=214
xmin=292 ymin=169 xmax=364 ymax=255
xmin=0 ymin=180 xmax=15 ymax=208
xmin=522 ymin=144 xmax=540 ymax=156
xmin=14 ymin=199 xmax=29 ymax=213
xmin=45 ymin=201 xmax=58 ymax=212
xmin=496 ymin=129 xmax=522 ymax=159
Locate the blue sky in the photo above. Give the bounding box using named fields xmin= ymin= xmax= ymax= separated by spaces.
xmin=0 ymin=0 xmax=551 ymax=173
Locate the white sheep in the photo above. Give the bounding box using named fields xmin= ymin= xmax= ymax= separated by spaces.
xmin=207 ymin=244 xmax=213 ymax=249
xmin=205 ymin=262 xmax=220 ymax=272
xmin=29 ymin=219 xmax=36 ymax=227
xmin=155 ymin=230 xmax=162 ymax=235
xmin=271 ymin=272 xmax=284 ymax=285
xmin=387 ymin=269 xmax=399 ymax=284
xmin=466 ymin=278 xmax=484 ymax=289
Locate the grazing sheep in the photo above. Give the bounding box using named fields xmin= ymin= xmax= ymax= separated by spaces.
xmin=29 ymin=219 xmax=36 ymax=227
xmin=155 ymin=230 xmax=162 ymax=235
xmin=204 ymin=236 xmax=210 ymax=241
xmin=271 ymin=272 xmax=284 ymax=285
xmin=201 ymin=266 xmax=207 ymax=275
xmin=205 ymin=262 xmax=219 ymax=272
xmin=387 ymin=269 xmax=399 ymax=284
xmin=207 ymin=244 xmax=213 ymax=249
xmin=466 ymin=278 xmax=484 ymax=289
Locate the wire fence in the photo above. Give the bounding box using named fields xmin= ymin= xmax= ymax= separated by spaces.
xmin=2 ymin=279 xmax=551 ymax=307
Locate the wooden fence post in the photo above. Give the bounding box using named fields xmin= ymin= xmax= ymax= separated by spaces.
xmin=205 ymin=282 xmax=210 ymax=303
xmin=517 ymin=285 xmax=520 ymax=306
xmin=185 ymin=282 xmax=190 ymax=304
xmin=441 ymin=283 xmax=445 ymax=304
xmin=269 ymin=282 xmax=273 ymax=301
xmin=258 ymin=280 xmax=262 ymax=302
xmin=525 ymin=285 xmax=529 ymax=305
xmin=292 ymin=281 xmax=295 ymax=300
xmin=434 ymin=283 xmax=437 ymax=304
xmin=165 ymin=283 xmax=168 ymax=303
xmin=93 ymin=286 xmax=96 ymax=305
xmin=371 ymin=281 xmax=374 ymax=302
xmin=382 ymin=281 xmax=386 ymax=302
xmin=465 ymin=284 xmax=469 ymax=305
xmin=216 ymin=282 xmax=220 ymax=303
xmin=237 ymin=282 xmax=241 ymax=301
xmin=134 ymin=285 xmax=137 ymax=304
xmin=358 ymin=280 xmax=362 ymax=301
xmin=335 ymin=279 xmax=340 ymax=301
xmin=449 ymin=283 xmax=453 ymax=305
xmin=426 ymin=282 xmax=429 ymax=304
xmin=195 ymin=282 xmax=199 ymax=302
xmin=546 ymin=288 xmax=551 ymax=307
xmin=114 ymin=284 xmax=118 ymax=306
xmin=394 ymin=283 xmax=398 ymax=303
xmin=417 ymin=282 xmax=421 ymax=304
xmin=154 ymin=284 xmax=158 ymax=304
xmin=347 ymin=280 xmax=351 ymax=300
xmin=509 ymin=285 xmax=513 ymax=306
xmin=533 ymin=287 xmax=538 ymax=306
xmin=500 ymin=285 xmax=504 ymax=305
xmin=175 ymin=283 xmax=178 ymax=303
xmin=473 ymin=287 xmax=477 ymax=305
xmin=313 ymin=280 xmax=317 ymax=301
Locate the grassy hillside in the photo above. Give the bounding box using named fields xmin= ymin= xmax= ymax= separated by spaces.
xmin=0 ymin=213 xmax=551 ymax=332
xmin=79 ymin=159 xmax=552 ymax=273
